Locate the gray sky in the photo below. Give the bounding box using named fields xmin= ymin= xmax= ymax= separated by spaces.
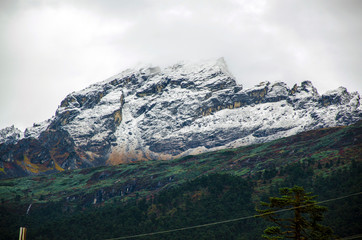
xmin=1 ymin=0 xmax=361 ymax=130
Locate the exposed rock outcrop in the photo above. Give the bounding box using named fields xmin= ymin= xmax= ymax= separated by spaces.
xmin=0 ymin=58 xmax=361 ymax=178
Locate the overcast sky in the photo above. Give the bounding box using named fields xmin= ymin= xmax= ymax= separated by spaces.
xmin=0 ymin=0 xmax=361 ymax=130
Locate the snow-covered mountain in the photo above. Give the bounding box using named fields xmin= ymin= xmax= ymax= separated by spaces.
xmin=0 ymin=125 xmax=23 ymax=145
xmin=0 ymin=58 xmax=361 ymax=178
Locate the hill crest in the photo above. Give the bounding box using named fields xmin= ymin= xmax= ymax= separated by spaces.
xmin=0 ymin=59 xmax=361 ymax=178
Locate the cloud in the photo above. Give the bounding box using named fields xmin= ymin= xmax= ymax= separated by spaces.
xmin=0 ymin=0 xmax=361 ymax=130
xmin=263 ymin=0 xmax=362 ymax=90
xmin=0 ymin=1 xmax=133 ymax=129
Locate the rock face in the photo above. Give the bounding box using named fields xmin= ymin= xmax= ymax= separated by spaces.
xmin=0 ymin=126 xmax=23 ymax=145
xmin=0 ymin=58 xmax=361 ymax=178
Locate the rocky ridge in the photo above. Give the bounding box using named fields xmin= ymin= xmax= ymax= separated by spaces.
xmin=0 ymin=58 xmax=361 ymax=178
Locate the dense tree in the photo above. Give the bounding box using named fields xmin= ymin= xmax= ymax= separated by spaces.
xmin=257 ymin=186 xmax=334 ymax=240
xmin=1 ymin=165 xmax=360 ymax=239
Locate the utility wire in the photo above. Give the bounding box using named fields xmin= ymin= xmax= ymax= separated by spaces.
xmin=105 ymin=191 xmax=362 ymax=240
xmin=341 ymin=234 xmax=362 ymax=240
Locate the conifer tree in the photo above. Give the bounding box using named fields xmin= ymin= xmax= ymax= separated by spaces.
xmin=257 ymin=186 xmax=335 ymax=239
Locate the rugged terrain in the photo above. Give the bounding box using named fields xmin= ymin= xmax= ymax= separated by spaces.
xmin=0 ymin=58 xmax=361 ymax=179
xmin=0 ymin=120 xmax=361 ymax=239
xmin=1 ymin=120 xmax=361 ymax=207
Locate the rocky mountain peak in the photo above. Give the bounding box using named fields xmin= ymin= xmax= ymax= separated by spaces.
xmin=0 ymin=125 xmax=23 ymax=145
xmin=322 ymin=87 xmax=359 ymax=107
xmin=290 ymin=81 xmax=318 ymax=98
xmin=0 ymin=59 xmax=361 ymax=178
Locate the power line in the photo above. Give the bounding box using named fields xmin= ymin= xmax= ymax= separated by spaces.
xmin=341 ymin=234 xmax=362 ymax=240
xmin=105 ymin=191 xmax=362 ymax=240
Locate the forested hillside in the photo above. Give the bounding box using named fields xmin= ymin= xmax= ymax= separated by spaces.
xmin=0 ymin=121 xmax=361 ymax=239
xmin=1 ymin=162 xmax=361 ymax=239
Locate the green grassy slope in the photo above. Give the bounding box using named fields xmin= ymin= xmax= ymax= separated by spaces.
xmin=0 ymin=121 xmax=361 ymax=239
xmin=1 ymin=121 xmax=360 ymax=206
xmin=1 ymin=164 xmax=361 ymax=239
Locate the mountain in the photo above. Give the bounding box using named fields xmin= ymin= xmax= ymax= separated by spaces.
xmin=0 ymin=120 xmax=361 ymax=239
xmin=0 ymin=58 xmax=361 ymax=179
